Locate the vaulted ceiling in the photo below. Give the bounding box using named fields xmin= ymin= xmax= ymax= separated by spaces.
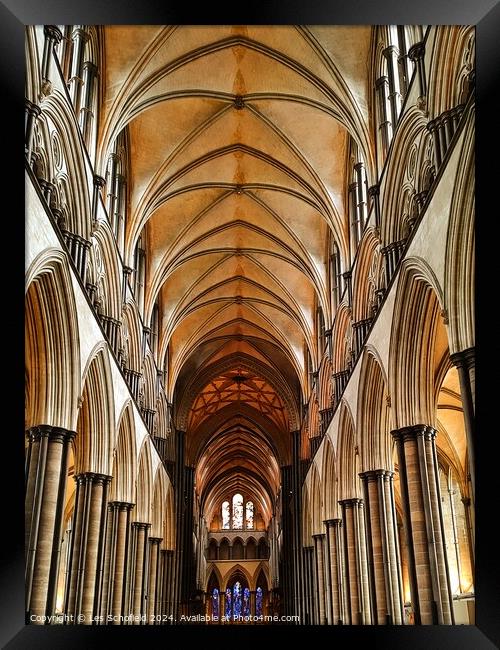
xmin=98 ymin=25 xmax=374 ymax=525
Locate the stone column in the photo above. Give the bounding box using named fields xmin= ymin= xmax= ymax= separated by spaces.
xmin=375 ymin=76 xmax=393 ymax=158
xmin=325 ymin=519 xmax=344 ymax=624
xmin=91 ymin=174 xmax=106 ymax=224
xmin=109 ymin=502 xmax=134 ymax=622
xmin=68 ymin=27 xmax=89 ymax=114
xmin=312 ymin=534 xmax=327 ymax=624
xmin=41 ymin=25 xmax=63 ymax=85
xmin=368 ymin=184 xmax=381 ymax=230
xmin=408 ymin=43 xmax=427 ymax=101
xmin=80 ymin=61 xmax=98 ymax=144
xmin=25 ymin=100 xmax=41 ymax=162
xmin=383 ymin=45 xmax=403 ymax=126
xmin=131 ymin=522 xmax=150 ymax=623
xmin=360 ymin=470 xmax=404 ymax=624
xmin=391 ymin=425 xmax=454 ymax=624
xmin=65 ymin=472 xmax=111 ymax=623
xmin=147 ymin=537 xmax=162 ymax=621
xmin=450 ymin=347 xmax=475 ymax=503
xmin=25 ymin=425 xmax=75 ymax=620
xmin=339 ymin=498 xmax=371 ymax=624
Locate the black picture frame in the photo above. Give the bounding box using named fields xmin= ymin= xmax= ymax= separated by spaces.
xmin=6 ymin=0 xmax=499 ymax=647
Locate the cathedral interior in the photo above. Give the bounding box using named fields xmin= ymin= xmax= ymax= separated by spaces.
xmin=25 ymin=24 xmax=475 ymax=626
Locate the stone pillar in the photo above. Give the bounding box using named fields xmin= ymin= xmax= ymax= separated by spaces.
xmin=325 ymin=519 xmax=344 ymax=624
xmin=368 ymin=184 xmax=381 ymax=229
xmin=92 ymin=174 xmax=106 ymax=224
xmin=391 ymin=425 xmax=454 ymax=624
xmin=339 ymin=498 xmax=371 ymax=624
xmin=41 ymin=25 xmax=63 ymax=85
xmin=313 ymin=534 xmax=327 ymax=624
xmin=375 ymin=76 xmax=393 ymax=158
xmin=68 ymin=27 xmax=89 ymax=114
xmin=65 ymin=473 xmax=111 ymax=623
xmin=25 ymin=425 xmax=75 ymax=620
xmin=304 ymin=546 xmax=316 ymax=624
xmin=25 ymin=100 xmax=41 ymax=162
xmin=450 ymin=347 xmax=475 ymax=503
xmin=108 ymin=502 xmax=134 ymax=622
xmin=408 ymin=43 xmax=427 ymax=101
xmin=359 ymin=470 xmax=404 ymax=624
xmin=80 ymin=61 xmax=98 ymax=144
xmin=131 ymin=522 xmax=150 ymax=623
xmin=383 ymin=45 xmax=403 ymax=126
xmin=147 ymin=537 xmax=162 ymax=621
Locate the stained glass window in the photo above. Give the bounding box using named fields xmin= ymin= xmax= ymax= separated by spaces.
xmin=243 ymin=587 xmax=250 ymax=616
xmin=232 ymin=493 xmax=243 ymax=529
xmin=233 ymin=581 xmax=242 ymax=618
xmin=225 ymin=587 xmax=232 ymax=618
xmin=222 ymin=500 xmax=230 ymax=529
xmin=245 ymin=501 xmax=254 ymax=528
xmin=212 ymin=587 xmax=219 ymax=618
xmin=256 ymin=586 xmax=263 ymax=616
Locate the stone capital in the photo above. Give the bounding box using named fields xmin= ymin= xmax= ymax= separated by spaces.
xmin=391 ymin=424 xmax=436 ymax=443
xmin=338 ymin=497 xmax=363 ymax=508
xmin=44 ymin=25 xmax=63 ymax=44
xmin=408 ymin=42 xmax=425 ymax=62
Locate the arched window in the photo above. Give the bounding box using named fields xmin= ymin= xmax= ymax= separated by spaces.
xmin=221 ymin=501 xmax=230 ymax=529
xmin=232 ymin=493 xmax=243 ymax=529
xmin=256 ymin=586 xmax=263 ymax=617
xmin=212 ymin=587 xmax=219 ymax=618
xmin=106 ymin=129 xmax=129 ymax=256
xmin=225 ymin=587 xmax=232 ymax=619
xmin=133 ymin=232 xmax=146 ymax=317
xmin=243 ymin=587 xmax=250 ymax=617
xmin=329 ymin=238 xmax=343 ymax=314
xmin=245 ymin=501 xmax=254 ymax=529
xmin=233 ymin=581 xmax=242 ymax=617
xmin=347 ymin=137 xmax=368 ymax=259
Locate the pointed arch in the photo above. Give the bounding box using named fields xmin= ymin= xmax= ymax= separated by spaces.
xmin=25 ymin=249 xmax=80 ymax=431
xmin=321 ymin=436 xmax=338 ymax=520
xmin=337 ymin=401 xmax=359 ymax=500
xmin=136 ymin=438 xmax=153 ymax=522
xmin=122 ymin=301 xmax=143 ymax=372
xmin=444 ymin=107 xmax=474 ymax=354
xmin=352 ymin=228 xmax=382 ymax=322
xmin=151 ymin=465 xmax=170 ymax=539
xmin=357 ymin=348 xmax=392 ymax=472
xmin=389 ymin=257 xmax=446 ymax=429
xmin=111 ymin=401 xmax=137 ymax=503
xmin=75 ymin=343 xmax=115 ymax=475
xmin=90 ymin=219 xmax=122 ymax=321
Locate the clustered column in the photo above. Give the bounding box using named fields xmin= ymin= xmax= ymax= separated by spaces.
xmin=339 ymin=498 xmax=371 ymax=624
xmin=324 ymin=519 xmax=345 ymax=624
xmin=64 ymin=473 xmax=111 ymax=623
xmin=100 ymin=501 xmax=134 ymax=623
xmin=25 ymin=425 xmax=75 ymax=621
xmin=391 ymin=425 xmax=454 ymax=624
xmin=312 ymin=533 xmax=327 ymax=624
xmin=359 ymin=470 xmax=404 ymax=624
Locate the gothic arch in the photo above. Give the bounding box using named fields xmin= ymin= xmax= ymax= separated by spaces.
xmin=357 ymin=348 xmax=392 ymax=472
xmin=75 ymin=343 xmax=115 ymax=475
xmin=90 ymin=219 xmax=122 ymax=321
xmin=428 ymin=26 xmax=475 ymax=118
xmin=380 ymin=106 xmax=428 ymax=246
xmin=337 ymin=401 xmax=359 ymax=500
xmin=389 ymin=257 xmax=446 ymax=429
xmin=444 ymin=107 xmax=474 ymax=354
xmin=121 ymin=301 xmax=143 ymax=373
xmin=110 ymin=401 xmax=137 ymax=503
xmin=321 ymin=436 xmax=338 ymax=520
xmin=352 ymin=227 xmax=382 ymax=322
xmin=135 ymin=438 xmax=153 ymax=523
xmin=25 ymin=249 xmax=80 ymax=431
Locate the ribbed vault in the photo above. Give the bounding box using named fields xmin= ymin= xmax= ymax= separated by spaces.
xmin=97 ymin=24 xmax=373 ymax=532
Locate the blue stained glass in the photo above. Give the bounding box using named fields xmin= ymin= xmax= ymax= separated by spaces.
xmin=225 ymin=588 xmax=232 ymax=618
xmin=233 ymin=581 xmax=242 ymax=618
xmin=243 ymin=587 xmax=250 ymax=616
xmin=212 ymin=588 xmax=219 ymax=618
xmin=256 ymin=586 xmax=263 ymax=617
